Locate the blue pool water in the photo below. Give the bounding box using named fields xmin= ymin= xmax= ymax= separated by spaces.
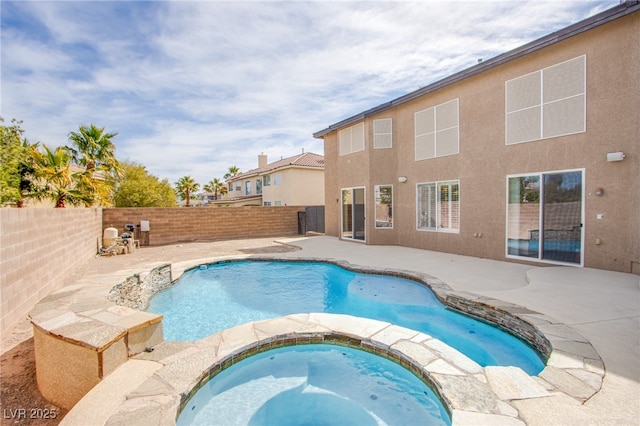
xmin=177 ymin=345 xmax=451 ymax=426
xmin=148 ymin=261 xmax=544 ymax=374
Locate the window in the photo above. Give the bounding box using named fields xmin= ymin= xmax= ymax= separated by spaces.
xmin=339 ymin=122 xmax=365 ymax=155
xmin=256 ymin=178 xmax=262 ymax=195
xmin=373 ymin=119 xmax=392 ymax=149
xmin=415 ymin=99 xmax=459 ymax=160
xmin=274 ymin=201 xmax=282 ymax=206
xmin=273 ymin=173 xmax=282 ymax=186
xmin=228 ymin=183 xmax=233 ymax=192
xmin=506 ymin=55 xmax=585 ymax=145
xmin=374 ymin=185 xmax=393 ymax=228
xmin=245 ymin=181 xmax=251 ymax=196
xmin=263 ymin=201 xmax=272 ymax=206
xmin=417 ymin=180 xmax=459 ymax=232
xmin=342 ymin=187 xmax=365 ymax=241
xmin=235 ymin=182 xmax=241 ymax=192
xmin=507 ymin=170 xmax=583 ymax=265
xmin=263 ymin=175 xmax=271 ymax=186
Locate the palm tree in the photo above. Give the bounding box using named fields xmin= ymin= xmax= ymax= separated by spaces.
xmin=67 ymin=124 xmax=119 ymax=206
xmin=223 ymin=165 xmax=240 ymax=180
xmin=28 ymin=145 xmax=94 ymax=208
xmin=174 ymin=176 xmax=200 ymax=206
xmin=203 ymin=178 xmax=226 ymax=200
xmin=67 ymin=124 xmax=119 ymax=173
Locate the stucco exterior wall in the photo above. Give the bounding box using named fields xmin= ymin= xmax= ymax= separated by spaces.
xmin=323 ymin=11 xmax=639 ymax=273
xmin=0 ymin=208 xmax=102 ymax=339
xmin=263 ymin=168 xmax=325 ymax=206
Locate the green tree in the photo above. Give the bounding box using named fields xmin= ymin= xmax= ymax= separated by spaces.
xmin=174 ymin=175 xmax=200 ymax=207
xmin=0 ymin=118 xmax=39 ymax=206
xmin=28 ymin=145 xmax=94 ymax=208
xmin=223 ymin=165 xmax=240 ymax=180
xmin=203 ymin=178 xmax=226 ymax=200
xmin=112 ymin=161 xmax=177 ymax=207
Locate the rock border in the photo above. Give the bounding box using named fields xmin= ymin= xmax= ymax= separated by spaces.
xmin=33 ymin=255 xmax=604 ymax=424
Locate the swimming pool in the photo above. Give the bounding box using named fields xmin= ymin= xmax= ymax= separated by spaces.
xmin=177 ymin=344 xmax=451 ymax=426
xmin=148 ymin=260 xmax=545 ymax=374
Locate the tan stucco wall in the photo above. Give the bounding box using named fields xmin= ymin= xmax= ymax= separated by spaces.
xmin=323 ymin=12 xmax=639 ymax=273
xmin=263 ymin=168 xmax=325 ymax=206
xmin=0 ymin=208 xmax=102 ymax=340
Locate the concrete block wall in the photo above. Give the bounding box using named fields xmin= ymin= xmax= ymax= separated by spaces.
xmin=0 ymin=208 xmax=102 ymax=339
xmin=102 ymin=206 xmax=306 ymax=246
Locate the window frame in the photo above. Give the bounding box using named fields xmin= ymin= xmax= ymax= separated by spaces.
xmin=414 ymin=98 xmax=459 ymax=161
xmin=416 ymin=180 xmax=460 ymax=233
xmin=373 ymin=118 xmax=393 ymax=149
xmin=374 ymin=185 xmax=393 ymax=229
xmin=505 ymin=55 xmax=586 ymax=145
xmin=338 ymin=122 xmax=366 ymax=156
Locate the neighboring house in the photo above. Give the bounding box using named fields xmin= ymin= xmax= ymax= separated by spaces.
xmin=313 ymin=2 xmax=639 ymax=274
xmin=212 ymin=152 xmax=325 ymax=207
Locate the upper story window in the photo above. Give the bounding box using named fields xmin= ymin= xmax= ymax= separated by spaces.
xmin=235 ymin=182 xmax=241 ymax=192
xmin=339 ymin=122 xmax=365 ymax=156
xmin=256 ymin=178 xmax=262 ymax=195
xmin=245 ymin=181 xmax=251 ymax=196
xmin=415 ymin=98 xmax=459 ymax=160
xmin=228 ymin=183 xmax=233 ymax=192
xmin=373 ymin=118 xmax=392 ymax=149
xmin=273 ymin=173 xmax=282 ymax=186
xmin=263 ymin=175 xmax=271 ymax=186
xmin=506 ymin=55 xmax=586 ymax=145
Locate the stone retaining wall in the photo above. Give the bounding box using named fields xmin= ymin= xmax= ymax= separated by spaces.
xmin=108 ymin=264 xmax=173 ymax=310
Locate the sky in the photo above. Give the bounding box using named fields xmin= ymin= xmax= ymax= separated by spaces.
xmin=1 ymin=0 xmax=620 ymax=187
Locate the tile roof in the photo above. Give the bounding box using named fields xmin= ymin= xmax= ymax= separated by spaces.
xmin=229 ymin=152 xmax=324 ymax=181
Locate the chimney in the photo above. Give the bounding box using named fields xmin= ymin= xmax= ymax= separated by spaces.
xmin=258 ymin=152 xmax=268 ymax=169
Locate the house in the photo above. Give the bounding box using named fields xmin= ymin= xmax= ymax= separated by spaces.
xmin=313 ymin=2 xmax=639 ymax=274
xmin=213 ymin=151 xmax=325 ymax=207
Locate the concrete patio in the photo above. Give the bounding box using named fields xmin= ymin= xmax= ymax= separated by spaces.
xmin=24 ymin=236 xmax=638 ymax=425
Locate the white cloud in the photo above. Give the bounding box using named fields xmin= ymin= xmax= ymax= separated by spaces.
xmin=1 ymin=0 xmax=619 ymax=186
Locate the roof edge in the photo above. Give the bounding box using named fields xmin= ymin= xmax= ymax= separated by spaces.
xmin=313 ymin=1 xmax=639 ymax=138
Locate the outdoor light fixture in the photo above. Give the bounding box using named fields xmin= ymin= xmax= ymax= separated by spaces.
xmin=606 ymin=152 xmax=625 ymax=162
xmin=398 ymin=176 xmax=408 ymax=183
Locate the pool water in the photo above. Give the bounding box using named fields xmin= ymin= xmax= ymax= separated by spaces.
xmin=177 ymin=344 xmax=451 ymax=426
xmin=148 ymin=261 xmax=544 ymax=374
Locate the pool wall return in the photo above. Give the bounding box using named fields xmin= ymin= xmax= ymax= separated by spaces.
xmin=28 ymin=257 xmax=605 ymax=424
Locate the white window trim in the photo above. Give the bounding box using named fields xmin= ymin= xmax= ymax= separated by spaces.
xmin=374 ymin=184 xmax=393 ymax=229
xmin=505 ymin=168 xmax=585 ymax=267
xmin=339 ymin=122 xmax=365 ymax=156
xmin=505 ymin=55 xmax=586 ymax=145
xmin=416 ymin=180 xmax=460 ymax=233
xmin=373 ymin=118 xmax=393 ymax=149
xmin=414 ymin=98 xmax=459 ymax=161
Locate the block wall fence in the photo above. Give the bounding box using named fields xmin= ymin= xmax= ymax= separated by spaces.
xmin=0 ymin=208 xmax=102 ymax=342
xmin=1 ymin=206 xmax=306 ymax=342
xmin=101 ymin=206 xmax=306 ymax=246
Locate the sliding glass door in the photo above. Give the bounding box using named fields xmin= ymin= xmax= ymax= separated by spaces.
xmin=507 ymin=170 xmax=583 ymax=265
xmin=342 ymin=187 xmax=365 ymax=241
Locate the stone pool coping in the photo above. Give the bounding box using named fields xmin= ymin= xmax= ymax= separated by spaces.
xmin=31 ymin=254 xmax=605 ymax=425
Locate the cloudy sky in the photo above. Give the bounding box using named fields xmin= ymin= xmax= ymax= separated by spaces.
xmin=1 ymin=0 xmax=619 ymax=186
